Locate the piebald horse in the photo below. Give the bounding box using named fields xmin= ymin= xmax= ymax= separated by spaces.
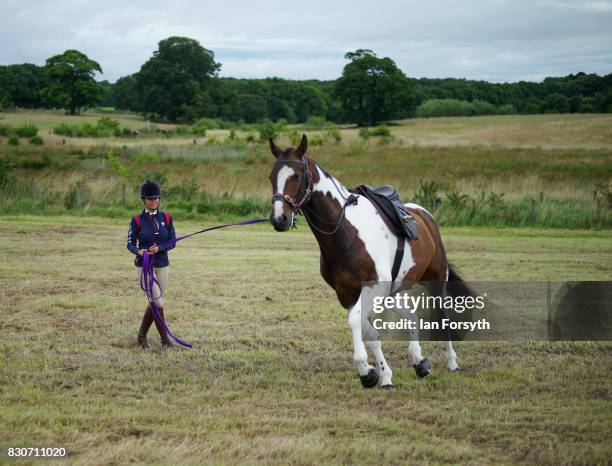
xmin=269 ymin=135 xmax=464 ymax=388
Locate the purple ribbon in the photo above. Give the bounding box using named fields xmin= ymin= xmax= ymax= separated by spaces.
xmin=139 ymin=217 xmax=269 ymax=348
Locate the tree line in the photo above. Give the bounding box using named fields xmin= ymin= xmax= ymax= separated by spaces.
xmin=1 ymin=36 xmax=610 ymax=125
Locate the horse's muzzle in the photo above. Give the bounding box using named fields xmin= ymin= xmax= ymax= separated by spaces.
xmin=270 ymin=213 xmax=290 ymax=232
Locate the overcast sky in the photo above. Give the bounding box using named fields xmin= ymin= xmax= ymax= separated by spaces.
xmin=2 ymin=0 xmax=611 ymax=83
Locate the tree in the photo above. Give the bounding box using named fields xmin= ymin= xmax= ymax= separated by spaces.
xmin=42 ymin=50 xmax=102 ymax=115
xmin=239 ymin=94 xmax=267 ymax=123
xmin=136 ymin=36 xmax=220 ymax=122
xmin=544 ymin=93 xmax=570 ymax=113
xmin=334 ymin=49 xmax=414 ymax=125
xmin=4 ymin=64 xmax=46 ymax=108
xmin=112 ymin=75 xmax=141 ymax=111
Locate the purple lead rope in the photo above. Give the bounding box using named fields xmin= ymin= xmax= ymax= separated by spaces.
xmin=139 ymin=217 xmax=269 ymax=348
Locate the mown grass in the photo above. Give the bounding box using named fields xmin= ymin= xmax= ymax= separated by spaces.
xmin=0 ymin=216 xmax=610 ymax=465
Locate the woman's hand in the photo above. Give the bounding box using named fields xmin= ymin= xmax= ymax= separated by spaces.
xmin=137 ymin=249 xmax=148 ymax=256
xmin=148 ymin=245 xmax=159 ymax=254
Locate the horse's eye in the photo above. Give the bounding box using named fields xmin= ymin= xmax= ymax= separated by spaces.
xmin=291 ymin=174 xmax=300 ymax=180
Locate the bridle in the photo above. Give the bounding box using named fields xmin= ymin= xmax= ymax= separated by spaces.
xmin=271 ymin=156 xmax=358 ymax=234
xmin=271 ymin=156 xmax=313 ymax=219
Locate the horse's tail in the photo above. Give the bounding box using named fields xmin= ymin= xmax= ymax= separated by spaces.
xmin=444 ymin=264 xmax=477 ymax=341
xmin=446 ymin=263 xmax=476 ymax=298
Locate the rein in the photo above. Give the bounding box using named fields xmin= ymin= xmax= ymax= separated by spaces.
xmin=302 ymin=195 xmax=358 ymax=235
xmin=139 ymin=217 xmax=269 ymax=348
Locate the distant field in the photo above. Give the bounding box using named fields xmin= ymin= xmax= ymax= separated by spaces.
xmin=2 ymin=109 xmax=612 ymax=149
xmin=0 ymin=216 xmax=610 ymax=464
xmin=0 ymin=110 xmax=610 ymax=229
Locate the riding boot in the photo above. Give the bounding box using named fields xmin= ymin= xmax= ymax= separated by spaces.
xmin=137 ymin=306 xmax=153 ymax=349
xmin=153 ymin=306 xmax=176 ymax=350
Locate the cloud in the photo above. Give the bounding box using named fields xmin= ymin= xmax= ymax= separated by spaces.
xmin=1 ymin=0 xmax=610 ymax=83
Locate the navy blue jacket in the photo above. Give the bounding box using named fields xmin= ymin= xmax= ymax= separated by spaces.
xmin=127 ymin=210 xmax=176 ymax=267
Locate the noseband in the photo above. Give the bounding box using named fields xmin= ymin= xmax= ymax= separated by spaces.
xmin=271 ymin=156 xmax=313 ymax=213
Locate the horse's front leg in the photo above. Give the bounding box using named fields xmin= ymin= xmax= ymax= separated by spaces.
xmin=366 ymin=339 xmax=394 ymax=389
xmin=348 ymin=296 xmax=379 ymax=388
xmin=392 ymin=304 xmax=432 ymax=378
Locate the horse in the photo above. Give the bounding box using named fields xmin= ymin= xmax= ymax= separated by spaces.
xmin=268 ymin=134 xmax=469 ymax=389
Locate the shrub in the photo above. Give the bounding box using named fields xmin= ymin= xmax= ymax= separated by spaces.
xmin=416 ymin=98 xmax=519 ymax=118
xmin=416 ymin=99 xmax=473 ymax=117
xmin=486 ymin=192 xmax=505 ymax=208
xmin=15 ymin=123 xmax=39 ymax=138
xmin=445 ymin=190 xmax=470 ymax=209
xmin=326 ymin=127 xmax=342 ymax=143
xmin=53 ymin=118 xmax=124 ymax=137
xmin=53 ymin=123 xmax=76 ymax=137
xmin=274 ymin=119 xmax=288 ymax=132
xmin=96 ymin=117 xmax=121 ymax=133
xmin=370 ymin=124 xmax=391 ymax=137
xmin=497 ymin=104 xmax=516 ymax=115
xmin=310 ymin=135 xmax=324 ymax=146
xmin=169 ymin=125 xmax=192 ymax=136
xmin=29 ymin=135 xmax=44 ymax=145
xmin=75 ymin=123 xmax=99 ymax=137
xmin=287 ymin=130 xmax=301 ymax=146
xmin=8 ymin=135 xmax=19 ymax=145
xmin=471 ymin=100 xmax=497 ymax=116
xmin=195 ymin=118 xmax=219 ymax=129
xmin=258 ymin=120 xmax=278 ymax=141
xmin=64 ymin=181 xmax=90 ymax=209
xmin=414 ymin=180 xmax=440 ymax=210
xmin=358 ymin=127 xmax=370 ymax=140
xmin=0 ymin=124 xmax=13 ymax=137
xmin=378 ymin=135 xmax=394 ymax=145
xmin=191 ymin=121 xmax=207 ymax=136
xmin=305 ymin=116 xmax=327 ymax=129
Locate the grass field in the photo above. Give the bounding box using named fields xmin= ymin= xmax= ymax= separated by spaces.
xmin=1 ymin=216 xmax=611 ymax=465
xmin=1 ymin=111 xmax=610 ymax=463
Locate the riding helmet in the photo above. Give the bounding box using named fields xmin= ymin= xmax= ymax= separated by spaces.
xmin=140 ymin=180 xmax=161 ymax=199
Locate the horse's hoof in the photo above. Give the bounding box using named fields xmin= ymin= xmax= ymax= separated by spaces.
xmin=359 ymin=368 xmax=379 ymax=388
xmin=413 ymin=358 xmax=432 ymax=378
xmin=450 ymin=366 xmax=461 ymax=372
xmin=381 ymin=384 xmax=396 ymax=390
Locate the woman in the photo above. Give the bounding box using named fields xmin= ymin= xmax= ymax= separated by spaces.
xmin=127 ymin=180 xmax=177 ymax=350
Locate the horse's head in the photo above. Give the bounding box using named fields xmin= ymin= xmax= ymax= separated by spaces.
xmin=268 ymin=134 xmax=312 ymax=232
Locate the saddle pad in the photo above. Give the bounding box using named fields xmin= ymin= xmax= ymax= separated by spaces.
xmin=351 ymin=185 xmax=418 ymax=240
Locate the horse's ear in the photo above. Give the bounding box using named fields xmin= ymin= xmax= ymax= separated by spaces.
xmin=295 ymin=134 xmax=308 ymax=158
xmin=269 ymin=138 xmax=283 ymax=159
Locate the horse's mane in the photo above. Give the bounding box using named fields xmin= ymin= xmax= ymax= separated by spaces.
xmin=315 ymin=162 xmax=333 ymax=180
